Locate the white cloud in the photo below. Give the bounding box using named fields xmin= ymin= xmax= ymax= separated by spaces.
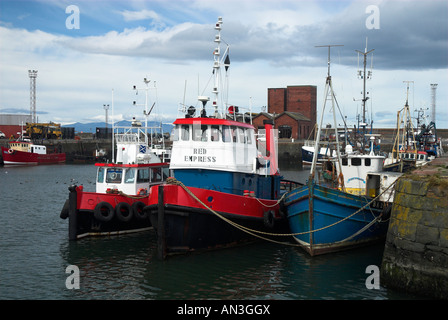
xmin=0 ymin=0 xmax=446 ymax=128
xmin=120 ymin=9 xmax=160 ymax=22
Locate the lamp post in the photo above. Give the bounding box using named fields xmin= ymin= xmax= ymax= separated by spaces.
xmin=103 ymin=104 xmax=109 ymax=137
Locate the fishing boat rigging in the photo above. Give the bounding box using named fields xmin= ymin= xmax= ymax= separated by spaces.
xmin=281 ymin=42 xmax=402 ymax=256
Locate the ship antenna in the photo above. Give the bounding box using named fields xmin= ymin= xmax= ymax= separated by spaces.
xmin=355 ymin=39 xmax=374 ymax=151
xmin=212 ymin=17 xmax=223 ymax=117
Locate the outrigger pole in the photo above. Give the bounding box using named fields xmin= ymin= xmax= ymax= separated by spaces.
xmin=311 ymin=45 xmax=344 ymax=184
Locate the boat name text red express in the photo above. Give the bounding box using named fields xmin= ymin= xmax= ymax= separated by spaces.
xmin=184 ymin=148 xmax=216 ymax=162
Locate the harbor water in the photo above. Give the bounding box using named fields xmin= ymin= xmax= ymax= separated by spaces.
xmin=0 ymin=163 xmax=423 ymax=300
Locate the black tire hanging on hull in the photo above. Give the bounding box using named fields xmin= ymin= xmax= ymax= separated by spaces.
xmin=115 ymin=202 xmax=133 ymax=222
xmin=132 ymin=201 xmax=148 ymax=220
xmin=93 ymin=202 xmax=115 ymax=222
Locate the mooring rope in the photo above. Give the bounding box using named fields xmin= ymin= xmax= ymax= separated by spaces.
xmin=106 ymin=189 xmax=148 ymax=200
xmin=165 ymin=177 xmax=296 ymax=246
xmin=165 ymin=176 xmax=400 ymax=245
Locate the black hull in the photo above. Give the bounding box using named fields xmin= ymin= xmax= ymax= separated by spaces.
xmin=72 ymin=210 xmax=152 ymax=239
xmin=145 ymin=204 xmax=289 ymax=257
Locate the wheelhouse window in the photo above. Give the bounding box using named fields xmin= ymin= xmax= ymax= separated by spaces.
xmin=211 ymin=125 xmax=220 ymax=142
xmin=171 ymin=125 xmax=180 ymax=141
xmin=106 ymin=168 xmax=123 ymax=183
xmin=222 ymin=125 xmax=231 ymax=142
xmin=181 ymin=125 xmax=190 ymax=141
xmin=97 ymin=167 xmax=105 ymax=183
xmin=238 ymin=127 xmax=245 ymax=143
xmin=124 ymin=168 xmax=135 ymax=183
xmin=342 ymin=158 xmax=348 ymax=166
xmin=151 ymin=167 xmax=163 ymax=182
xmin=351 ymin=158 xmax=361 ymax=166
xmin=137 ymin=168 xmax=150 ymax=183
xmin=193 ymin=124 xmax=208 ymax=142
xmin=365 ymin=158 xmax=371 ymax=166
xmin=245 ymin=129 xmax=252 ymax=144
xmin=231 ymin=126 xmax=238 ymax=142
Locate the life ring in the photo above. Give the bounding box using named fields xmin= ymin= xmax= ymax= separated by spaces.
xmin=93 ymin=202 xmax=114 ymax=222
xmin=263 ymin=210 xmax=275 ymax=228
xmin=8 ymin=149 xmax=15 ymax=154
xmin=132 ymin=201 xmax=147 ymax=220
xmin=137 ymin=188 xmax=148 ymax=196
xmin=115 ymin=202 xmax=133 ymax=222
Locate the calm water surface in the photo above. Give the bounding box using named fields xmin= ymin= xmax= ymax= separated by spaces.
xmin=0 ymin=163 xmax=422 ymax=300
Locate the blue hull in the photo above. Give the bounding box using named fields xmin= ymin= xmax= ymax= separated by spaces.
xmin=283 ymin=181 xmax=388 ymax=255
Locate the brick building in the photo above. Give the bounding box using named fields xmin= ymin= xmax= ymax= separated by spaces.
xmin=253 ymin=85 xmax=316 ymax=140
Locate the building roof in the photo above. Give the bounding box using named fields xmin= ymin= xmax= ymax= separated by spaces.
xmin=252 ymin=112 xmax=276 ymax=121
xmin=277 ymin=111 xmax=311 ymax=122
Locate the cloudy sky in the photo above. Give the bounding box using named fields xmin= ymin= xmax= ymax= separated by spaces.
xmin=0 ymin=0 xmax=447 ymax=128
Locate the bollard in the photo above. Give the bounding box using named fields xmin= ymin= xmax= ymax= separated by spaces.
xmin=68 ymin=185 xmax=78 ymax=241
xmin=157 ymin=185 xmax=166 ymax=260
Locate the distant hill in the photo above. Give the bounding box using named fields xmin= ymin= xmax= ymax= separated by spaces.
xmin=63 ymin=120 xmax=174 ymax=133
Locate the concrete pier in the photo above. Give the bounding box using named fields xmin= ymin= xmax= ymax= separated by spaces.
xmin=381 ymin=154 xmax=448 ymax=299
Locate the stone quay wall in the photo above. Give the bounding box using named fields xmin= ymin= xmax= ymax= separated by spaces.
xmin=381 ymin=157 xmax=448 ymax=299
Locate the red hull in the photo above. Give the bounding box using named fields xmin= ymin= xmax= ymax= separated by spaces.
xmin=1 ymin=146 xmax=65 ymax=165
xmin=75 ymin=185 xmax=150 ymax=212
xmin=146 ymin=183 xmax=288 ymax=256
xmin=147 ymin=184 xmax=281 ymax=219
xmin=63 ymin=185 xmax=152 ymax=240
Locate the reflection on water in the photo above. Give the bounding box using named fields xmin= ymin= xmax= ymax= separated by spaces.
xmin=0 ymin=164 xmax=422 ymax=299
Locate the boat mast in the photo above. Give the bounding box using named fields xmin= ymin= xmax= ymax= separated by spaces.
xmin=311 ymin=45 xmax=344 ymax=185
xmin=212 ymin=17 xmax=223 ymax=117
xmin=403 ymin=81 xmax=417 ymax=152
xmin=133 ymin=77 xmax=153 ymax=145
xmin=355 ymin=40 xmax=374 ymax=152
xmin=111 ymin=88 xmax=115 ymax=163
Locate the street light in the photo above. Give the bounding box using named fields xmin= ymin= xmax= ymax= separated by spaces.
xmin=103 ymin=104 xmax=109 ymax=136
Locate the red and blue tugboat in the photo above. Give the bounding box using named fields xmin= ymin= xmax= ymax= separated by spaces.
xmin=144 ymin=18 xmax=298 ymax=258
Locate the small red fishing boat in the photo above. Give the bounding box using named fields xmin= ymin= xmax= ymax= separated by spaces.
xmin=1 ymin=140 xmax=65 ymax=165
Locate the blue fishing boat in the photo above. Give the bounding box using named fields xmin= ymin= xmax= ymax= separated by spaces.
xmin=282 ymin=180 xmax=387 ymax=256
xmin=282 ymin=43 xmax=401 ymax=256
